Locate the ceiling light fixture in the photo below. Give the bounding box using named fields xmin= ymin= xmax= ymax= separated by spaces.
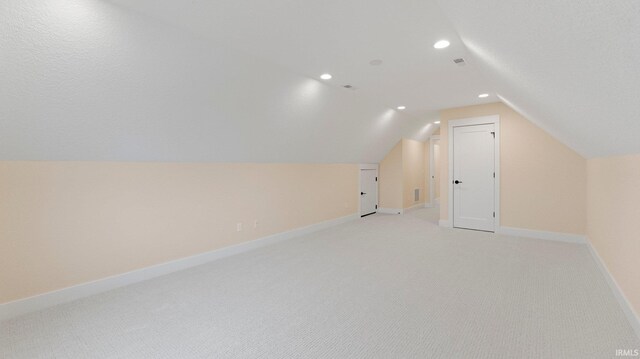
xmin=320 ymin=73 xmax=332 ymax=80
xmin=478 ymin=93 xmax=489 ymax=98
xmin=434 ymin=121 xmax=441 ymax=124
xmin=433 ymin=40 xmax=450 ymax=49
xmin=397 ymin=106 xmax=406 ymax=110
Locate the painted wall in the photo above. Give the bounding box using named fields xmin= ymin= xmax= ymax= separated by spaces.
xmin=433 ymin=141 xmax=441 ymax=200
xmin=402 ymin=139 xmax=426 ymax=209
xmin=379 ymin=141 xmax=403 ymax=210
xmin=587 ymin=154 xmax=640 ymax=317
xmin=0 ymin=161 xmax=358 ymax=303
xmin=424 ymin=142 xmax=431 ymax=205
xmin=439 ymin=102 xmax=586 ymax=235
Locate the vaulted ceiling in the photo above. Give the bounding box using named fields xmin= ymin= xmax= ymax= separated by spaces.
xmin=1 ymin=0 xmax=638 ymax=162
xmin=107 ymin=0 xmax=494 ymax=119
xmin=436 ymin=0 xmax=640 ymax=158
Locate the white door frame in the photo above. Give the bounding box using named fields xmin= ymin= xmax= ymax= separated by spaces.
xmin=359 ymin=164 xmax=379 ymax=217
xmin=447 ymin=115 xmax=500 ymax=230
xmin=428 ymin=135 xmax=440 ymax=208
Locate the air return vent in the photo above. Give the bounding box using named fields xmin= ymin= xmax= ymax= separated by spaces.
xmin=453 ymin=58 xmax=465 ymax=65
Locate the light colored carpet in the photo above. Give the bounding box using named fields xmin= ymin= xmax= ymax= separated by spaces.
xmin=1 ymin=208 xmax=638 ymax=358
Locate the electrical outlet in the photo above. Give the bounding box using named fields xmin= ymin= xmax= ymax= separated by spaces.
xmin=236 ymin=223 xmax=242 ymax=232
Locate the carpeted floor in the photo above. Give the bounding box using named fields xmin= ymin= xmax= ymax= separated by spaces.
xmin=1 ymin=208 xmax=638 ymax=358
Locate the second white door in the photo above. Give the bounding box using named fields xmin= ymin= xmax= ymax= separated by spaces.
xmin=360 ymin=169 xmax=378 ymax=217
xmin=452 ymin=123 xmax=496 ymax=231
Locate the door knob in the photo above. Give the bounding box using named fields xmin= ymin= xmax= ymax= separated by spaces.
xmin=361 ymin=192 xmax=366 ymax=195
xmin=453 ymin=180 xmax=462 ymax=184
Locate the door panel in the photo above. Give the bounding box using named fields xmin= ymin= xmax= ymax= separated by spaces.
xmin=360 ymin=169 xmax=377 ymax=216
xmin=452 ymin=124 xmax=495 ymax=231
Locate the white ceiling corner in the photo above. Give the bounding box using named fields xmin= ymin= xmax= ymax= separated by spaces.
xmin=436 ymin=0 xmax=640 ymax=158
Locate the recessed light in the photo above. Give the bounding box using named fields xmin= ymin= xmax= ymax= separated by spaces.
xmin=434 ymin=121 xmax=441 ymax=124
xmin=397 ymin=106 xmax=406 ymax=110
xmin=478 ymin=93 xmax=489 ymax=98
xmin=433 ymin=40 xmax=450 ymax=49
xmin=320 ymin=73 xmax=332 ymax=80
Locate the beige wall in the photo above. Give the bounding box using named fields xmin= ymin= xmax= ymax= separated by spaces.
xmin=587 ymin=154 xmax=640 ymax=316
xmin=424 ymin=142 xmax=431 ymax=205
xmin=402 ymin=139 xmax=426 ymax=209
xmin=380 ymin=139 xmax=428 ymax=210
xmin=0 ymin=161 xmax=358 ymax=303
xmin=379 ymin=141 xmax=404 ymax=209
xmin=439 ymin=102 xmax=586 ymax=235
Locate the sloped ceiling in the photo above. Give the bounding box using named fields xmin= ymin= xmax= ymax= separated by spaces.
xmin=2 ymin=0 xmax=637 ymax=162
xmin=106 ymin=0 xmax=493 ymax=119
xmin=0 ymin=0 xmax=457 ymax=163
xmin=436 ymin=0 xmax=640 ymax=158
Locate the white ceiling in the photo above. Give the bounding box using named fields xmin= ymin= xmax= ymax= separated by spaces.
xmin=436 ymin=0 xmax=640 ymax=158
xmin=108 ymin=0 xmax=496 ymax=119
xmin=0 ymin=0 xmax=440 ymax=163
xmin=2 ymin=0 xmax=638 ymax=161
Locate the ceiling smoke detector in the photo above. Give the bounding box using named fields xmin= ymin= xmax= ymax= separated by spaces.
xmin=453 ymin=58 xmax=465 ymax=66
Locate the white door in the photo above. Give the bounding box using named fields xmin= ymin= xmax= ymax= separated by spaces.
xmin=452 ymin=124 xmax=495 ymax=231
xmin=360 ymin=169 xmax=378 ymax=217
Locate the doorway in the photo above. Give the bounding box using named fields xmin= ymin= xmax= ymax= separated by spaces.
xmin=359 ymin=165 xmax=378 ymax=217
xmin=448 ymin=116 xmax=500 ymax=232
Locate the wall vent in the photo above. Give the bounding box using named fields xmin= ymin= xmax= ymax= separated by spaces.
xmin=453 ymin=58 xmax=466 ymax=66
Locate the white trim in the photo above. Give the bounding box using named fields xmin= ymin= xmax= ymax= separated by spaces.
xmin=359 ymin=163 xmax=378 ymax=170
xmin=496 ymin=226 xmax=587 ymax=244
xmin=358 ymin=164 xmax=379 ymax=217
xmin=378 ymin=208 xmax=403 ymax=215
xmin=0 ymin=213 xmax=359 ymax=322
xmin=587 ymin=240 xmax=640 ymax=339
xmin=429 ymin=135 xmax=441 ymax=207
xmin=404 ymin=203 xmax=424 ymax=212
xmin=424 ymin=202 xmax=433 ymax=208
xmin=447 ymin=115 xmax=500 ymax=232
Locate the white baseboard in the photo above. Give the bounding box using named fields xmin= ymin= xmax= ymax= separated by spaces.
xmin=497 ymin=226 xmax=587 ymax=244
xmin=439 ymin=223 xmax=586 ymax=244
xmin=0 ymin=213 xmax=358 ymax=322
xmin=438 ymin=220 xmax=451 ymax=227
xmin=424 ymin=202 xmax=433 ymax=208
xmin=404 ymin=203 xmax=424 ymax=212
xmin=378 ymin=208 xmax=403 ymax=215
xmin=586 ymin=240 xmax=640 ymax=339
